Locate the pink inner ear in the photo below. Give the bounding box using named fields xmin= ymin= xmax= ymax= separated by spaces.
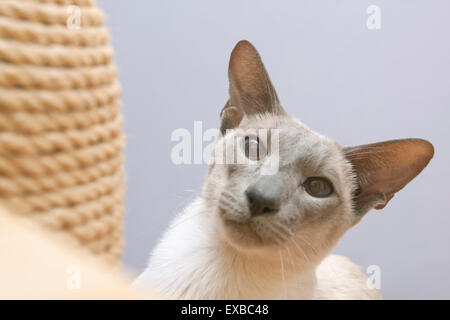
xmin=345 ymin=138 xmax=434 ymax=211
xmin=220 ymin=101 xmax=243 ymax=134
xmin=374 ymin=194 xmax=394 ymax=210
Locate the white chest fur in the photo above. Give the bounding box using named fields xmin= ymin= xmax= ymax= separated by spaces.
xmin=133 ymin=198 xmax=382 ymax=300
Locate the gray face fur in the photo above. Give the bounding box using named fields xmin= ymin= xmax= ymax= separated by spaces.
xmin=204 ymin=113 xmax=354 ymax=255
xmin=202 ymin=41 xmax=434 ymax=259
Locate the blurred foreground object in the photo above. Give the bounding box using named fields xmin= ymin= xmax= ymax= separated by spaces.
xmin=0 ymin=0 xmax=125 ymax=265
xmin=0 ymin=206 xmax=147 ymax=299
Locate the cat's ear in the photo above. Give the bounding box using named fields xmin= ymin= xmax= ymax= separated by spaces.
xmin=220 ymin=100 xmax=243 ymax=134
xmin=344 ymin=139 xmax=434 ymax=224
xmin=221 ymin=40 xmax=285 ymax=134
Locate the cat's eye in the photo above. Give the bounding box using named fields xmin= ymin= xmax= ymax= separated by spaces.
xmin=304 ymin=177 xmax=333 ymax=198
xmin=244 ymin=136 xmax=267 ymax=161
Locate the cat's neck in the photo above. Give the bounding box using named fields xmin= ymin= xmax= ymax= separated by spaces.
xmin=211 ymin=229 xmax=318 ymax=299
xmin=150 ymin=197 xmax=319 ymax=299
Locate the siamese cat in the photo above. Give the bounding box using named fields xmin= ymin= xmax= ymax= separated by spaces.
xmin=134 ymin=40 xmax=434 ymax=299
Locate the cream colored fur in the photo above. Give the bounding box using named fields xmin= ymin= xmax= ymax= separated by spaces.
xmin=134 ymin=40 xmax=432 ymax=300
xmin=134 ymin=197 xmax=381 ymax=299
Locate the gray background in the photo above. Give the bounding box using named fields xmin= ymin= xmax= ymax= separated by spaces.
xmin=97 ymin=0 xmax=450 ymax=299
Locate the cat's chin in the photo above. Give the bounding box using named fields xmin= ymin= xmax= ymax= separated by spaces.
xmin=219 ymin=215 xmax=286 ymax=253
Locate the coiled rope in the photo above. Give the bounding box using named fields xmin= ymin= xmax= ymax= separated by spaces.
xmin=0 ymin=0 xmax=125 ymax=265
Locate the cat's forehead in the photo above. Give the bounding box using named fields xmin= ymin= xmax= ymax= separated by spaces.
xmin=240 ymin=113 xmax=346 ymax=174
xmin=240 ymin=113 xmax=335 ymax=148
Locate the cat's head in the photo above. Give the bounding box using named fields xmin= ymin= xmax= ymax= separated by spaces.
xmin=203 ymin=40 xmax=434 ymax=261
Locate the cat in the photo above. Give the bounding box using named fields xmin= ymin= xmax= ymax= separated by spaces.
xmin=133 ymin=40 xmax=434 ymax=299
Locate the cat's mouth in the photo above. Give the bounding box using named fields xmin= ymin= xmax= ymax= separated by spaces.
xmin=217 ymin=195 xmax=291 ymax=248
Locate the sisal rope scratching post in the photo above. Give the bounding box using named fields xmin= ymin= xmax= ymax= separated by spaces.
xmin=0 ymin=0 xmax=125 ymax=265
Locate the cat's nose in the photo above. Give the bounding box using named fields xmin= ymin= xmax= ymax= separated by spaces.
xmin=245 ymin=176 xmax=283 ymax=216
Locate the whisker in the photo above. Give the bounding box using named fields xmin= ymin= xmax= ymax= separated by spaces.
xmin=169 ymin=209 xmax=204 ymax=230
xmin=284 ymin=243 xmax=298 ymax=279
xmin=263 ymin=222 xmax=288 ymax=244
xmin=297 ymin=234 xmax=319 ymax=257
xmin=278 ymin=249 xmax=287 ymax=299
xmin=272 ymin=221 xmax=294 ymax=237
xmin=218 ymin=199 xmax=246 ymax=219
xmin=290 ymin=238 xmax=310 ymax=263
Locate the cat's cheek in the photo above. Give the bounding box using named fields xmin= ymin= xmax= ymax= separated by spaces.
xmin=298 ymin=185 xmax=342 ymax=210
xmin=216 ymin=216 xmax=234 ymax=245
xmin=278 ymin=200 xmax=303 ymax=225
